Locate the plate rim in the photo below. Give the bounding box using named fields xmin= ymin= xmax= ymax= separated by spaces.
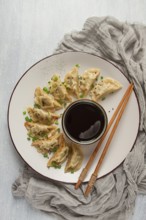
xmin=7 ymin=51 xmax=141 ymax=183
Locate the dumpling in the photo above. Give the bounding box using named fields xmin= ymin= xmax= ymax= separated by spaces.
xmin=49 ymin=74 xmax=71 ymax=104
xmin=47 ymin=135 xmax=69 ymax=168
xmin=79 ymin=68 xmax=100 ymax=97
xmin=65 ymin=144 xmax=83 ymax=173
xmin=64 ymin=66 xmax=79 ymax=98
xmin=24 ymin=121 xmax=57 ymax=139
xmin=91 ymin=77 xmax=122 ymax=101
xmin=34 ymin=87 xmax=62 ymax=111
xmin=32 ymin=133 xmax=60 ymax=152
xmin=27 ymin=107 xmax=59 ymax=125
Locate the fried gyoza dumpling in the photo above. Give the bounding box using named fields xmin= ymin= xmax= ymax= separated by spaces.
xmin=79 ymin=68 xmax=100 ymax=97
xmin=91 ymin=77 xmax=122 ymax=101
xmin=65 ymin=144 xmax=83 ymax=173
xmin=27 ymin=107 xmax=59 ymax=125
xmin=47 ymin=135 xmax=69 ymax=168
xmin=49 ymin=74 xmax=71 ymax=104
xmin=34 ymin=87 xmax=62 ymax=111
xmin=24 ymin=121 xmax=57 ymax=139
xmin=32 ymin=133 xmax=60 ymax=152
xmin=64 ymin=66 xmax=79 ymax=98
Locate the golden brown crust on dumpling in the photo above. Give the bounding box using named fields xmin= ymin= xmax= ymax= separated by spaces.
xmin=27 ymin=107 xmax=59 ymax=125
xmin=79 ymin=68 xmax=100 ymax=97
xmin=47 ymin=134 xmax=69 ymax=167
xmin=32 ymin=133 xmax=60 ymax=150
xmin=34 ymin=87 xmax=62 ymax=111
xmin=91 ymin=77 xmax=122 ymax=101
xmin=65 ymin=144 xmax=83 ymax=173
xmin=24 ymin=121 xmax=57 ymax=139
xmin=64 ymin=67 xmax=79 ymax=98
xmin=49 ymin=74 xmax=72 ymax=104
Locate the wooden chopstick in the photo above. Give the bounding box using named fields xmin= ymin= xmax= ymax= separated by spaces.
xmin=84 ymin=84 xmax=134 ymax=196
xmin=75 ymin=83 xmax=133 ymax=190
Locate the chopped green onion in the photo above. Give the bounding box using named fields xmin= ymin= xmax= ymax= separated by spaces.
xmin=43 ymin=87 xmax=49 ymax=94
xmin=57 ymin=128 xmax=60 ymax=132
xmin=40 ymin=132 xmax=47 ymax=137
xmin=34 ymin=103 xmax=41 ymax=109
xmin=51 ymin=161 xmax=61 ymax=169
xmin=43 ymin=153 xmax=48 ymax=158
xmin=101 ymin=97 xmax=106 ymax=101
xmin=58 ymin=99 xmax=64 ymax=105
xmin=25 ymin=116 xmax=32 ymax=122
xmin=80 ymin=94 xmax=84 ymax=98
xmin=52 ymin=75 xmax=59 ymax=81
xmin=51 ymin=147 xmax=58 ymax=153
xmin=64 ymin=103 xmax=67 ymax=108
xmin=32 ymin=136 xmax=38 ymax=142
xmin=75 ymin=64 xmax=80 ymax=68
xmin=27 ymin=133 xmax=38 ymax=141
xmin=28 ymin=133 xmax=33 ymax=138
xmin=64 ymin=83 xmax=70 ymax=90
xmin=54 ymin=120 xmax=59 ymax=125
xmin=23 ymin=111 xmax=26 ymax=115
xmin=70 ymin=168 xmax=74 ymax=174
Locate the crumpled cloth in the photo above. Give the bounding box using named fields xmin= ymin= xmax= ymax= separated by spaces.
xmin=12 ymin=17 xmax=146 ymax=220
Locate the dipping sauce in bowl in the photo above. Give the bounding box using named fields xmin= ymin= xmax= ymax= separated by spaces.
xmin=62 ymin=99 xmax=108 ymax=145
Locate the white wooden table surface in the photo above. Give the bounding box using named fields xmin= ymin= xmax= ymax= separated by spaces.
xmin=0 ymin=0 xmax=146 ymax=219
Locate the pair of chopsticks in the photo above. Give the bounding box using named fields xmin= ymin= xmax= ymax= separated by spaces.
xmin=75 ymin=83 xmax=134 ymax=196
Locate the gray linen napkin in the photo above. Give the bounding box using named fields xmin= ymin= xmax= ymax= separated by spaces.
xmin=12 ymin=17 xmax=146 ymax=220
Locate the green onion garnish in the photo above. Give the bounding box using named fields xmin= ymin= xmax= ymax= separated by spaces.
xmin=43 ymin=87 xmax=49 ymax=94
xmin=40 ymin=132 xmax=47 ymax=137
xmin=32 ymin=136 xmax=38 ymax=142
xmin=34 ymin=103 xmax=41 ymax=109
xmin=101 ymin=97 xmax=106 ymax=101
xmin=51 ymin=161 xmax=61 ymax=169
xmin=58 ymin=99 xmax=64 ymax=105
xmin=52 ymin=75 xmax=59 ymax=81
xmin=64 ymin=102 xmax=67 ymax=107
xmin=51 ymin=147 xmax=58 ymax=153
xmin=70 ymin=168 xmax=74 ymax=174
xmin=25 ymin=116 xmax=32 ymax=122
xmin=80 ymin=94 xmax=84 ymax=98
xmin=43 ymin=153 xmax=48 ymax=158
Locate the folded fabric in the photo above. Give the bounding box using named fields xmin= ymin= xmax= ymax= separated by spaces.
xmin=12 ymin=16 xmax=146 ymax=220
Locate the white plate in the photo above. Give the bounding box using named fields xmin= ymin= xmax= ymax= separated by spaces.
xmin=8 ymin=52 xmax=140 ymax=183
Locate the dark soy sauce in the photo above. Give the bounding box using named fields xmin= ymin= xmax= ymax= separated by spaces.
xmin=64 ymin=102 xmax=106 ymax=142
